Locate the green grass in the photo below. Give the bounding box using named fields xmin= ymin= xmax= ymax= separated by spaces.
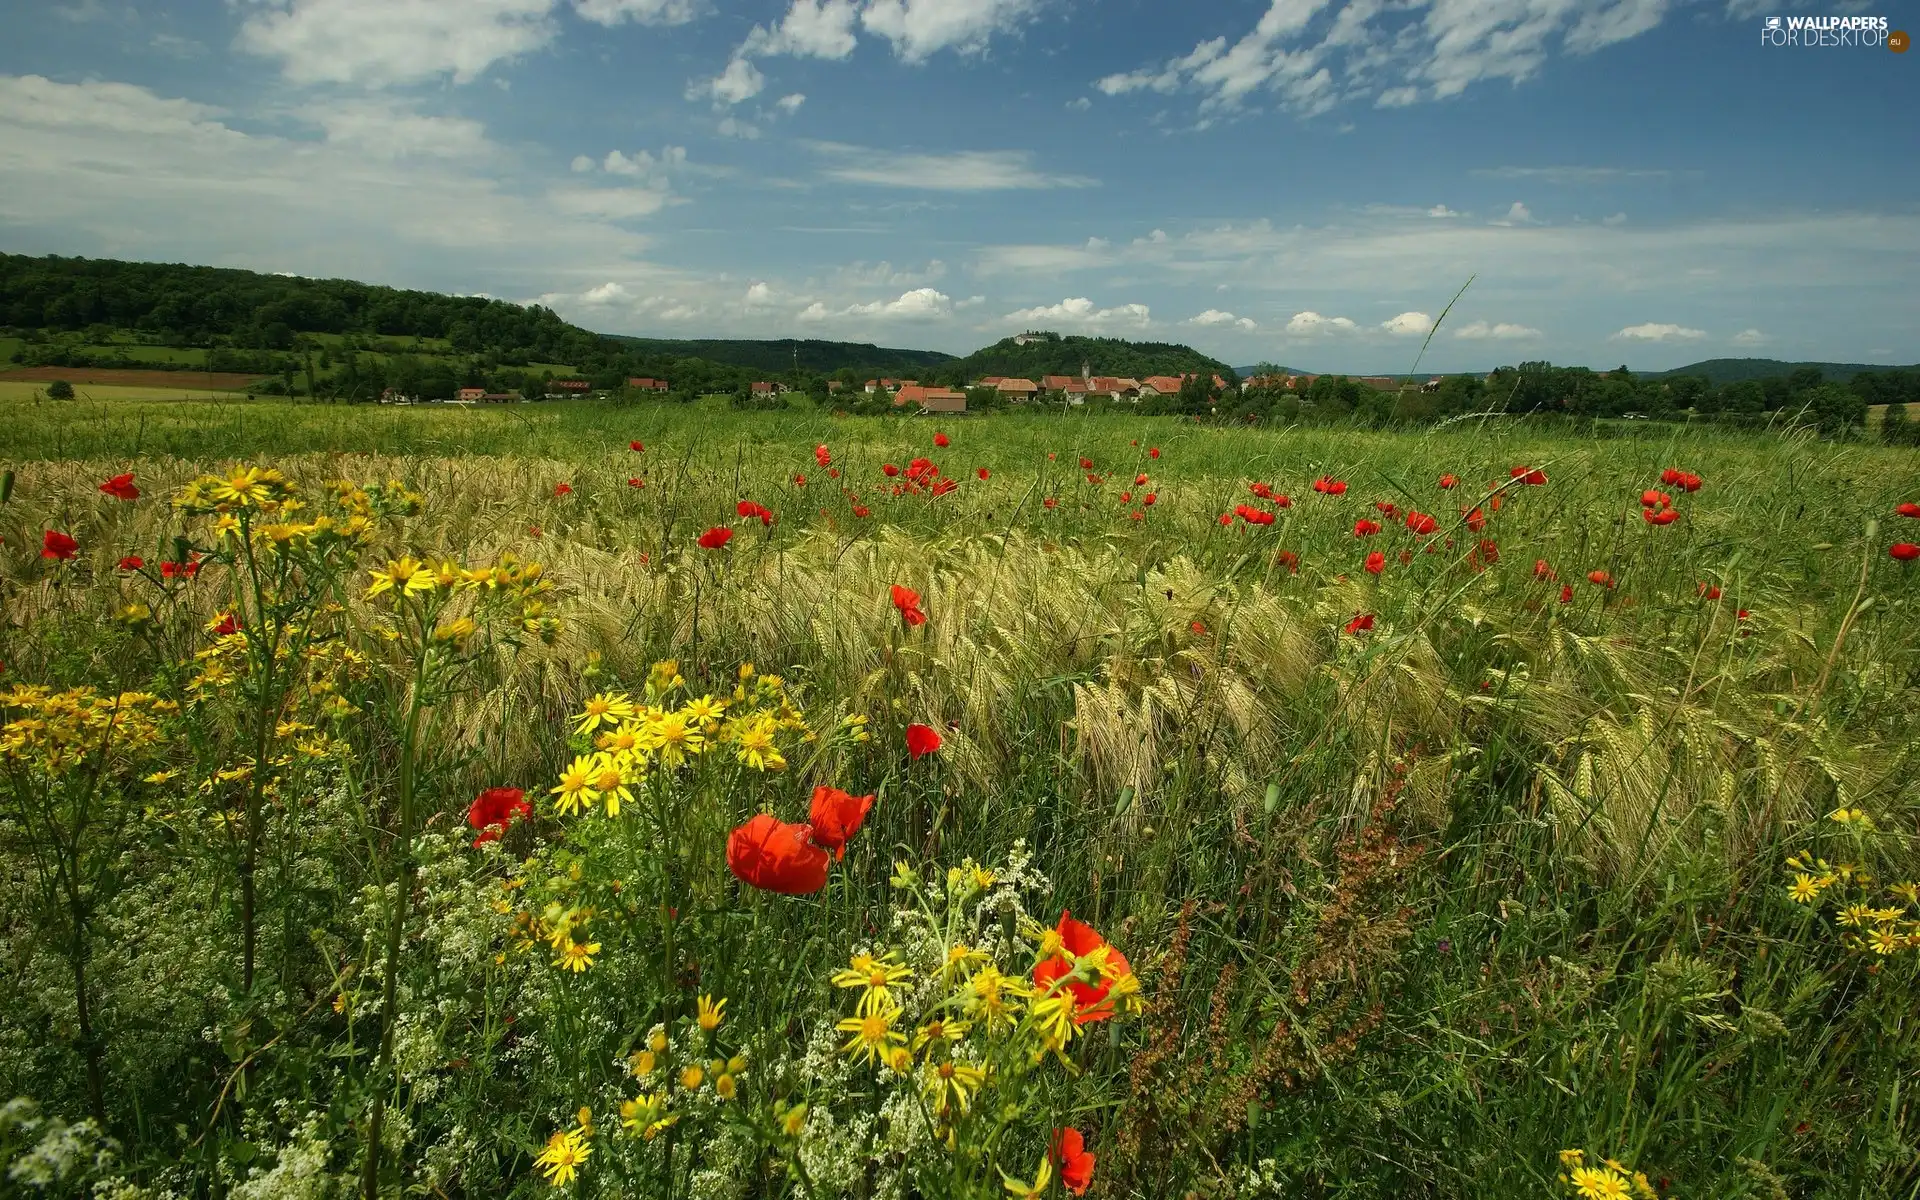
xmin=1 ymin=404 xmax=1917 ymax=1198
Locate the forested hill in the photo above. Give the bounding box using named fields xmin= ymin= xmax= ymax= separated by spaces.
xmin=1654 ymin=358 xmax=1915 ymax=385
xmin=0 ymin=252 xmax=602 ymax=361
xmin=954 ymin=334 xmax=1231 ymax=381
xmin=609 ymin=336 xmax=954 ymax=376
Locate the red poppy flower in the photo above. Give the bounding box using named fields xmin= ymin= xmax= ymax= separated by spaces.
xmin=1660 ymin=467 xmax=1681 ymax=485
xmin=1895 ymin=502 xmax=1920 ymax=519
xmin=628 ymin=477 xmax=645 ymax=488
xmin=1190 ymin=620 xmax=1206 ymax=634
xmin=529 ymin=526 xmax=543 ymax=537
xmin=698 ymin=527 xmax=734 ymax=550
xmin=808 ymin=785 xmax=874 ymax=860
xmin=1275 ymin=550 xmax=1299 ymax=573
xmin=1133 ymin=473 xmax=1149 ymax=486
xmin=1677 ymin=472 xmax=1702 ymax=492
xmin=1510 ymin=466 xmax=1548 ymax=486
xmin=99 ymin=472 xmax=140 ymax=500
xmin=852 ymin=504 xmax=871 ymax=518
xmin=1464 ymin=507 xmax=1486 ymax=532
xmin=162 ymin=556 xmax=201 ymax=581
xmin=1241 ymin=506 xmax=1275 ymax=526
xmin=1697 ymin=582 xmax=1722 ymax=600
xmin=931 ymin=477 xmax=957 ymax=497
xmin=1312 ymin=476 xmax=1348 ymax=496
xmin=1405 ymin=511 xmax=1439 ymax=535
xmin=1148 ymin=447 xmax=1160 ymax=459
xmin=1079 ymin=457 xmax=1094 ymax=470
xmin=726 ymin=814 xmax=830 ymax=895
xmin=1439 ymin=474 xmax=1458 ymax=489
xmin=1587 ymin=570 xmax=1614 ymax=588
xmin=41 ymin=530 xmax=78 ymax=560
xmin=1891 ymin=543 xmax=1920 ymax=562
xmin=1120 ymin=491 xmax=1133 ymax=503
xmin=1560 ymin=584 xmax=1574 ymax=604
xmin=737 ymin=500 xmax=773 ymax=527
xmin=468 ymin=786 xmax=531 ymax=846
xmin=815 ymin=444 xmax=832 ymax=466
xmin=1050 ymin=1128 xmax=1096 ymax=1197
xmin=1374 ymin=501 xmax=1396 ymax=517
xmin=553 ymin=482 xmax=573 ymax=496
xmin=1364 ymin=551 xmax=1385 ymax=575
xmin=977 ymin=467 xmax=990 ymax=480
xmin=1032 ymin=911 xmax=1132 ymax=1023
xmin=1344 ymin=613 xmax=1374 ymax=635
xmin=1217 ymin=512 xmax=1233 ymax=526
xmin=934 ymin=432 xmax=950 ymax=448
xmin=1641 ymin=489 xmax=1671 ymax=509
xmin=118 ymin=555 xmax=144 ymax=571
xmin=1044 ymin=497 xmax=1059 ymax=509
xmin=1143 ymin=493 xmax=1156 ymax=506
xmin=1737 ymin=609 xmax=1751 ymax=621
xmin=793 ymin=473 xmax=807 ymax=486
xmin=1643 ymin=508 xmax=1678 ymax=525
xmin=1354 ymin=519 xmax=1381 ymax=537
xmin=1129 ymin=509 xmax=1145 ymax=521
xmin=883 ymin=463 xmax=900 ymax=477
xmin=1249 ymin=482 xmax=1272 ymax=499
xmin=891 ymin=584 xmax=927 ymax=626
xmin=629 ymin=440 xmax=645 ymax=452
xmin=1533 ymin=559 xmax=1555 ymax=580
xmin=828 ymin=468 xmax=840 ymax=479
xmin=1474 ymin=538 xmax=1500 ymax=567
xmin=211 ymin=612 xmax=240 ymax=636
xmin=905 ymin=722 xmax=943 ymax=761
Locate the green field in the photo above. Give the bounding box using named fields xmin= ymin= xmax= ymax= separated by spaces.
xmin=2 ymin=400 xmax=1918 ymax=1198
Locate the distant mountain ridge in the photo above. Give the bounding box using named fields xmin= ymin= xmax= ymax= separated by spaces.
xmin=1651 ymin=358 xmax=1918 ymax=384
xmin=955 ymin=334 xmax=1229 ymax=381
xmin=605 ymin=335 xmax=954 ymax=376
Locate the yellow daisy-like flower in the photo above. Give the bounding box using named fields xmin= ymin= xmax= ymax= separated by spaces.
xmin=532 ymin=1130 xmax=591 ymax=1188
xmin=628 ymin=1050 xmax=656 ymax=1078
xmin=681 ymin=694 xmax=727 ymax=727
xmin=732 ymin=720 xmax=786 ymax=771
xmin=832 ymin=952 xmax=915 ymax=1016
xmin=209 ymin=466 xmax=275 ymax=508
xmin=778 ymin=1102 xmax=807 ymax=1138
xmin=366 ymin=556 xmax=435 ymax=599
xmin=554 ymin=940 xmax=600 ymax=972
xmin=643 ymin=710 xmax=705 ymax=769
xmin=619 ymin=1092 xmax=677 ymax=1140
xmin=587 ymin=752 xmax=637 ymax=818
xmin=1029 ymin=991 xmax=1080 ymax=1054
xmin=575 ymin=692 xmax=636 ymax=736
xmin=714 ymin=1074 xmax=737 ymax=1100
xmin=1837 ymin=903 xmax=1873 ymax=928
xmin=923 ymin=1059 xmax=986 ymax=1115
xmin=1787 ymin=873 xmax=1822 ymax=905
xmin=912 ymin=1017 xmax=972 ymax=1052
xmin=597 ymin=720 xmax=646 ymax=757
xmin=1867 ymin=925 xmax=1900 ymax=956
xmin=1889 ymin=882 xmax=1919 ymax=906
xmin=550 ymin=755 xmax=599 ymax=817
xmin=836 ymin=1003 xmax=906 ymax=1067
xmin=679 ymin=1064 xmax=705 ymax=1091
xmin=940 ymin=942 xmax=989 ymax=984
xmin=1557 ymin=1149 xmax=1586 ymax=1169
xmin=1001 ymin=1156 xmax=1052 ymax=1199
xmin=961 ymin=964 xmax=1028 ymax=1031
xmin=1569 ymin=1166 xmax=1631 ymax=1200
xmin=697 ymin=994 xmax=727 ymax=1032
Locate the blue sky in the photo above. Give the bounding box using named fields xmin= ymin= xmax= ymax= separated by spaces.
xmin=0 ymin=0 xmax=1913 ymax=371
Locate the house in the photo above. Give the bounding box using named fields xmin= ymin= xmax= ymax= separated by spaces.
xmin=828 ymin=381 xmax=845 ymax=392
xmin=1421 ymin=377 xmax=1444 ymax=393
xmin=1061 ymin=380 xmax=1090 ymax=405
xmin=456 ymin=387 xmax=486 ymax=402
xmin=977 ymin=376 xmax=1006 ymax=387
xmin=1359 ymin=376 xmax=1401 ymax=391
xmin=481 ymin=392 xmax=518 ymax=403
xmin=1140 ymin=376 xmax=1186 ymax=397
xmin=894 ymin=385 xmax=967 ymax=413
xmin=1087 ymin=377 xmax=1141 ymax=400
xmin=1041 ymin=375 xmax=1078 ymax=392
xmin=751 ymin=381 xmax=789 ymax=395
xmin=550 ymin=379 xmax=591 ymax=393
xmin=994 ymin=378 xmax=1039 ymax=400
xmin=1012 ymin=331 xmax=1057 ymax=346
xmin=864 ymin=378 xmax=910 ymax=395
xmin=1285 ymin=374 xmax=1319 ymax=390
xmin=626 ymin=377 xmax=670 ymax=392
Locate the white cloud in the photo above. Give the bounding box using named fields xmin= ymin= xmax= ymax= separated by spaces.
xmin=1602 ymin=212 xmax=1627 ymax=226
xmin=1186 ymin=309 xmax=1258 ymax=331
xmin=571 ymin=0 xmax=701 ymax=26
xmin=1730 ymin=328 xmax=1770 ymax=347
xmin=1381 ymin=310 xmax=1432 ymax=336
xmin=847 ymin=286 xmax=953 ymax=318
xmin=745 ymin=281 xmax=777 ymax=306
xmin=1066 ymin=96 xmax=1091 ymax=111
xmin=858 ymin=0 xmax=1044 ymax=62
xmin=1452 ymin=320 xmax=1541 ymax=340
xmin=742 ymin=0 xmax=861 ymax=59
xmin=1489 ymin=201 xmax=1534 ymax=226
xmin=694 ymin=55 xmax=766 ymax=105
xmin=1428 ymin=204 xmax=1460 ymax=218
xmin=1096 ymin=0 xmax=1679 ymax=116
xmin=1285 ymin=310 xmax=1358 ymax=335
xmin=716 ymin=116 xmax=760 ymax=139
xmin=294 ymin=100 xmax=493 ymax=159
xmin=1002 ymin=297 xmax=1152 ymax=328
xmin=236 ymin=0 xmax=557 ymax=87
xmin=570 ymin=154 xmax=595 ymax=172
xmin=776 ymin=92 xmax=807 ymax=113
xmin=547 ymin=186 xmax=671 ymax=220
xmin=579 ymin=281 xmax=633 ymax=303
xmin=808 ymin=142 xmax=1096 ymax=190
xmin=1612 ymin=322 xmax=1707 ymax=342
xmin=796 ymin=301 xmax=830 ymax=322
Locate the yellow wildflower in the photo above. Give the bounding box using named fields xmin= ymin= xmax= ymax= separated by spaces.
xmin=680 ymin=1063 xmax=705 ymax=1090
xmin=550 ymin=755 xmax=599 ymax=817
xmin=575 ymin=692 xmax=636 ymax=736
xmin=1867 ymin=926 xmax=1900 ymax=955
xmin=732 ymin=719 xmax=785 ymax=771
xmin=1890 ymin=882 xmax=1919 ymax=906
xmin=832 ymin=952 xmax=914 ymax=1016
xmin=532 ymin=1130 xmax=590 ymax=1188
xmin=620 ymin=1092 xmax=677 ymax=1140
xmin=836 ymin=1004 xmax=906 ymax=1068
xmin=366 ymin=556 xmax=435 ymax=599
xmin=924 ymin=1059 xmax=986 ymax=1115
xmin=629 ymin=1050 xmax=656 ymax=1078
xmin=714 ymin=1074 xmax=737 ymax=1100
xmin=554 ymin=941 xmax=600 ymax=972
xmin=1787 ymin=874 xmax=1822 ymax=905
xmin=1838 ymin=904 xmax=1872 ymax=928
xmin=697 ymin=994 xmax=727 ymax=1032
xmin=1569 ymin=1166 xmax=1631 ymax=1200
xmin=1001 ymin=1156 xmax=1052 ymax=1199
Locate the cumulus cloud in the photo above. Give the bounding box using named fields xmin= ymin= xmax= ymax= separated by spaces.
xmin=301 ymin=99 xmax=493 ymax=159
xmin=1489 ymin=201 xmax=1535 ymax=226
xmin=237 ymin=0 xmax=558 ymax=87
xmin=857 ymin=0 xmax=1045 ymax=62
xmin=692 ymin=56 xmax=766 ymax=105
xmin=1452 ymin=320 xmax=1541 ymax=340
xmin=1381 ymin=310 xmax=1432 ymax=336
xmin=1602 ymin=212 xmax=1627 ymax=226
xmin=1002 ymin=297 xmax=1152 ymax=328
xmin=1730 ymin=328 xmax=1770 ymax=346
xmin=570 ymin=0 xmax=701 ymax=25
xmin=745 ymin=281 xmax=776 ymax=305
xmin=741 ymin=0 xmax=861 ymax=59
xmin=578 ymin=281 xmax=632 ymax=303
xmin=1612 ymin=322 xmax=1707 ymax=342
xmin=1284 ymin=310 xmax=1358 ymax=336
xmin=845 ymin=287 xmax=954 ymax=318
xmin=1186 ymin=309 xmax=1258 ymax=331
xmin=775 ymin=92 xmax=807 ymax=113
xmin=1428 ymin=204 xmax=1460 ymax=218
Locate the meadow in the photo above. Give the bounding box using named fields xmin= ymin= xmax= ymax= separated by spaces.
xmin=1 ymin=396 xmax=1917 ymax=1200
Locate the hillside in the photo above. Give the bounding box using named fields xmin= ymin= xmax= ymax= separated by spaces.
xmin=955 ymin=334 xmax=1230 ymax=381
xmin=1655 ymin=357 xmax=1918 ymax=385
xmin=608 ymin=336 xmax=953 ymax=376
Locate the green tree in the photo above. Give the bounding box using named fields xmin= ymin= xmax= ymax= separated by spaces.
xmin=45 ymin=379 xmax=73 ymax=399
